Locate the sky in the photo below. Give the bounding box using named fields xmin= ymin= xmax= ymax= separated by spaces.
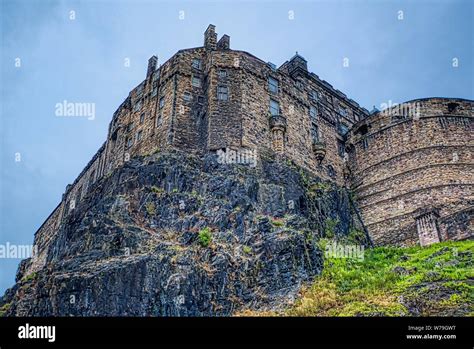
xmin=0 ymin=0 xmax=473 ymax=294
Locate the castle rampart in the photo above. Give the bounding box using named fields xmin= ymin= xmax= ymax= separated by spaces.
xmin=26 ymin=27 xmax=473 ymax=275
xmin=347 ymin=98 xmax=474 ymax=246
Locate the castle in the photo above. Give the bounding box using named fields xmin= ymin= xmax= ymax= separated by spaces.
xmin=33 ymin=25 xmax=473 ymax=268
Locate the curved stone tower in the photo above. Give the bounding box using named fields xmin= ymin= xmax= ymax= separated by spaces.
xmin=346 ymin=98 xmax=474 ymax=246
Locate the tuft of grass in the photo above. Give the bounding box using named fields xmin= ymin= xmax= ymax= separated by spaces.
xmin=0 ymin=302 xmax=11 ymax=317
xmin=270 ymin=217 xmax=285 ymax=228
xmin=145 ymin=202 xmax=156 ymax=215
xmin=151 ymin=186 xmax=164 ymax=194
xmin=242 ymin=245 xmax=252 ymax=254
xmin=22 ymin=272 xmax=37 ymax=283
xmin=198 ymin=227 xmax=212 ymax=247
xmin=324 ymin=218 xmax=339 ymax=238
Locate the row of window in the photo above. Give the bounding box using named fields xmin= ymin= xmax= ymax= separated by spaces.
xmin=191 ymin=73 xmax=227 ymax=89
xmin=268 ymin=76 xmax=320 ymax=101
xmin=125 ymin=129 xmax=144 ymax=149
xmin=267 ymin=76 xmax=359 ymax=122
xmin=269 ymin=98 xmax=346 ymax=157
xmin=269 ymin=98 xmax=319 ymax=119
xmin=192 ymin=58 xmax=228 ymax=78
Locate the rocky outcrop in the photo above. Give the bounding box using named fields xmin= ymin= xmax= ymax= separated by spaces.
xmin=1 ymin=151 xmax=366 ymax=316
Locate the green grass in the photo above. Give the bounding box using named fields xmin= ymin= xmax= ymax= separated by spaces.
xmin=270 ymin=218 xmax=285 ymax=228
xmin=0 ymin=302 xmax=11 ymax=317
xmin=244 ymin=240 xmax=473 ymax=317
xmin=324 ymin=218 xmax=339 ymax=238
xmin=22 ymin=272 xmax=37 ymax=283
xmin=145 ymin=202 xmax=156 ymax=215
xmin=242 ymin=245 xmax=252 ymax=254
xmin=150 ymin=186 xmax=164 ymax=194
xmin=198 ymin=227 xmax=212 ymax=247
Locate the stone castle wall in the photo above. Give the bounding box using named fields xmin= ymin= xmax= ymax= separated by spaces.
xmin=25 ymin=26 xmax=473 ymax=274
xmin=346 ymin=98 xmax=474 ymax=246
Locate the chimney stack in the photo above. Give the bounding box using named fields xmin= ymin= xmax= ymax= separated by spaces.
xmin=204 ymin=24 xmax=217 ymax=50
xmin=217 ymin=34 xmax=230 ymax=50
xmin=147 ymin=55 xmax=158 ymax=78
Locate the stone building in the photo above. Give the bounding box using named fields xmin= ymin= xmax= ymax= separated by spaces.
xmin=31 ymin=25 xmax=473 ymax=265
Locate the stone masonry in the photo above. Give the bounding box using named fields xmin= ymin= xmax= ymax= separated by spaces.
xmin=29 ymin=25 xmax=474 ymax=273
xmin=346 ymin=98 xmax=473 ymax=246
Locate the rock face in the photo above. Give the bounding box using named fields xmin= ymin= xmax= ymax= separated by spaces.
xmin=1 ymin=152 xmax=365 ymax=316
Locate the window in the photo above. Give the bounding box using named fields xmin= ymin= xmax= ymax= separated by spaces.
xmin=311 ymin=123 xmax=319 ymax=142
xmin=338 ymin=140 xmax=345 ymax=157
xmin=447 ymin=102 xmax=459 ymax=113
xmin=218 ymin=70 xmax=227 ymax=78
xmin=135 ymin=83 xmax=144 ymax=97
xmin=132 ymin=99 xmax=142 ymax=112
xmin=198 ymin=96 xmax=204 ymax=104
xmin=338 ymin=123 xmax=349 ymax=135
xmin=268 ymin=77 xmax=279 ymax=94
xmin=140 ymin=113 xmax=145 ymax=124
xmin=159 ymin=97 xmax=165 ymax=109
xmin=156 ymin=113 xmax=162 ymax=127
xmin=309 ymin=89 xmax=319 ymax=101
xmin=310 ymin=106 xmax=317 ymax=121
xmin=192 ymin=58 xmax=202 ymax=70
xmin=151 ymin=87 xmax=157 ymax=97
xmin=126 ymin=137 xmax=133 ymax=149
xmin=136 ymin=130 xmax=143 ymax=142
xmin=217 ymin=86 xmax=228 ymax=101
xmin=339 ymin=107 xmax=348 ymax=117
xmin=192 ymin=76 xmax=201 ymax=87
xmin=183 ymin=92 xmax=192 ymax=102
xmin=361 ymin=138 xmax=369 ymax=150
xmin=356 ymin=124 xmax=368 ymax=136
xmin=127 ymin=122 xmax=134 ymax=132
xmin=269 ymin=99 xmax=280 ymax=116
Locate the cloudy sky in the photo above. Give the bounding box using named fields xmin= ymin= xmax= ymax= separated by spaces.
xmin=0 ymin=0 xmax=472 ymax=294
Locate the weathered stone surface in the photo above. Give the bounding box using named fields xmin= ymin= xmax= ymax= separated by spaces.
xmin=347 ymin=98 xmax=474 ymax=246
xmin=1 ymin=152 xmax=364 ymax=316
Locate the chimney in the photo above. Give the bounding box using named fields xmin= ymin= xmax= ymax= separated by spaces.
xmin=288 ymin=52 xmax=308 ymax=77
xmin=217 ymin=34 xmax=230 ymax=50
xmin=204 ymin=24 xmax=217 ymax=50
xmin=147 ymin=55 xmax=158 ymax=78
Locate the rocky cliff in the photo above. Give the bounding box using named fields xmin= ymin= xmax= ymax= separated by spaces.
xmin=1 ymin=151 xmax=366 ymax=316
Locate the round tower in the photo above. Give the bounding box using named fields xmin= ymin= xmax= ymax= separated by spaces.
xmin=346 ymin=98 xmax=474 ymax=246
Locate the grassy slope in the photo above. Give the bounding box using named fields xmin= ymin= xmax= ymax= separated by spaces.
xmin=242 ymin=240 xmax=473 ymax=316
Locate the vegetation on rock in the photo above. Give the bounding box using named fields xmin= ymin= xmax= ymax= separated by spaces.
xmin=198 ymin=227 xmax=212 ymax=247
xmin=242 ymin=240 xmax=473 ymax=316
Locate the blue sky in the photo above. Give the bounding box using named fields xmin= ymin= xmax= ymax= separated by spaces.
xmin=1 ymin=0 xmax=472 ymax=294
